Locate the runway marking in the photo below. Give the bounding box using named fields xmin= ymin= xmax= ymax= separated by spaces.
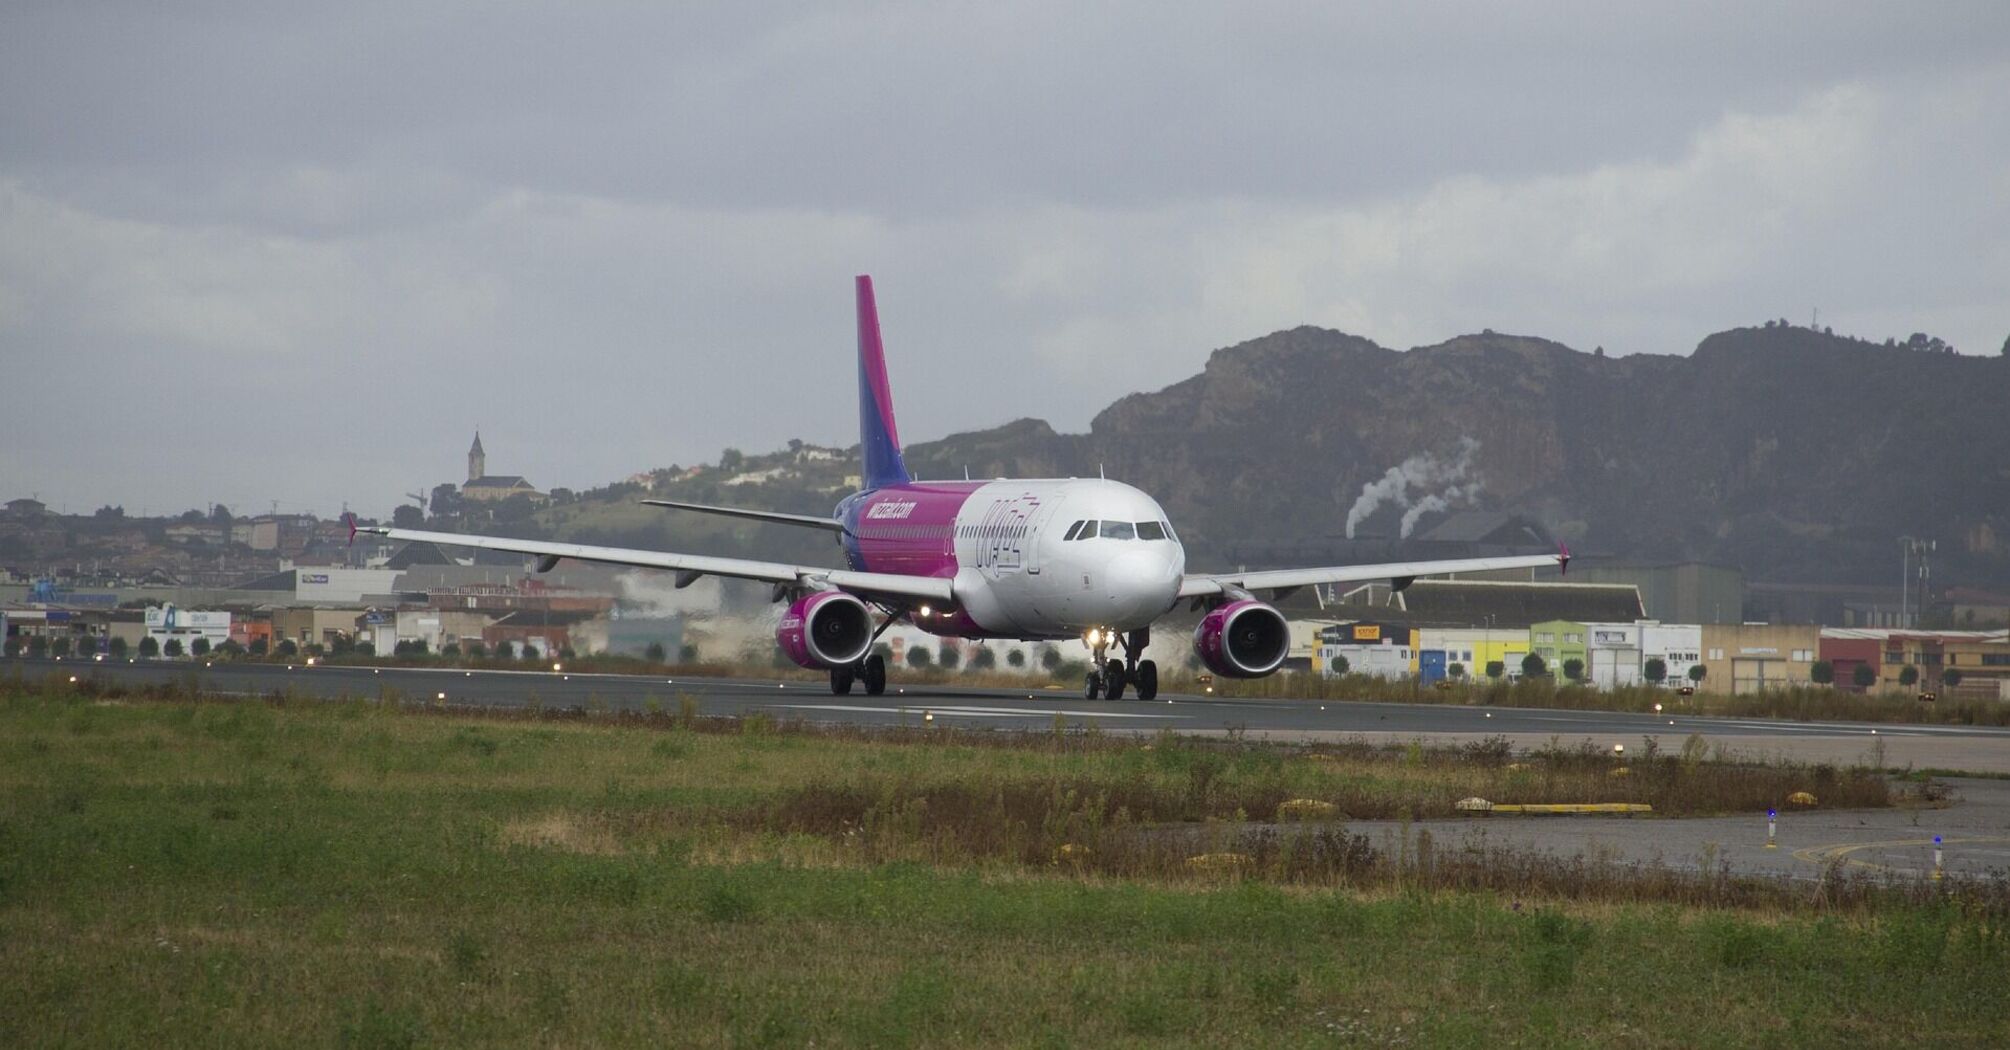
xmin=774 ymin=703 xmax=1184 ymax=721
xmin=1791 ymin=836 xmax=2010 ymax=874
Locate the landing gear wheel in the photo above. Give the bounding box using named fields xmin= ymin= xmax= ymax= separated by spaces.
xmin=1084 ymin=673 xmax=1101 ymax=700
xmin=1104 ymin=659 xmax=1128 ymax=701
xmin=1135 ymin=659 xmax=1159 ymax=701
xmin=861 ymin=654 xmax=887 ymax=696
xmin=830 ymin=665 xmax=855 ymax=695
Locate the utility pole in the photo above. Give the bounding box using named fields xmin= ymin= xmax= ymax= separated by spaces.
xmin=1899 ymin=536 xmax=1935 ymax=628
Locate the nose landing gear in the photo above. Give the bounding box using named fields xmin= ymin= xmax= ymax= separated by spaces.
xmin=1083 ymin=628 xmax=1158 ymax=701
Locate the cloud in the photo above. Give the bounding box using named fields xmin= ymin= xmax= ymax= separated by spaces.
xmin=1 ymin=6 xmax=2006 ymax=518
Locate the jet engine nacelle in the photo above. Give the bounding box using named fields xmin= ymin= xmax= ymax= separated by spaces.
xmin=1192 ymin=599 xmax=1290 ymax=678
xmin=776 ymin=591 xmax=874 ymax=669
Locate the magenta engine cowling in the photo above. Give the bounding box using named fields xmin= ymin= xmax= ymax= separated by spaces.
xmin=1192 ymin=599 xmax=1290 ymax=678
xmin=776 ymin=591 xmax=874 ymax=669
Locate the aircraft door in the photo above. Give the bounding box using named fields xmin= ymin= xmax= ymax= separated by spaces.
xmin=1021 ymin=498 xmax=1057 ymax=575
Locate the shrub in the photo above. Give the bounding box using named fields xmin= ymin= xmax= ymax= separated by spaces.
xmin=1041 ymin=646 xmax=1062 ymax=670
xmin=1521 ymin=653 xmax=1547 ymax=678
xmin=1329 ymin=654 xmax=1351 ymax=675
xmin=644 ymin=641 xmax=666 ymax=663
xmin=493 ymin=641 xmax=514 ymax=660
xmin=138 ymin=637 xmax=160 ymax=658
xmin=464 ymin=641 xmax=486 ymax=659
xmin=164 ymin=638 xmax=184 ymax=658
xmin=108 ymin=637 xmax=129 ymax=658
xmin=355 ymin=641 xmax=375 ymax=657
xmin=1447 ymin=662 xmax=1465 ymax=679
xmin=1644 ymin=657 xmax=1667 ymax=684
xmin=216 ymin=639 xmax=243 ymax=657
xmin=1562 ymin=658 xmax=1584 ymax=682
xmin=439 ymin=641 xmax=459 ymax=657
xmin=1852 ymin=663 xmax=1877 ymax=688
xmin=1006 ymin=649 xmax=1026 ymax=668
xmin=1485 ymin=660 xmax=1505 ymax=680
xmin=249 ymin=637 xmax=268 ymax=656
xmin=679 ymin=644 xmax=699 ymax=663
xmin=1688 ymin=665 xmax=1706 ymax=683
xmin=3 ymin=637 xmax=20 ymax=658
xmin=907 ymin=647 xmax=933 ymax=668
xmin=276 ymin=640 xmax=298 ymax=657
xmin=970 ymin=647 xmax=996 ymax=669
xmin=1944 ymin=668 xmax=1963 ymax=687
xmin=1810 ymin=660 xmax=1834 ymax=685
xmin=28 ymin=635 xmax=48 ymax=657
xmin=50 ymin=636 xmax=71 ymax=658
xmin=1898 ymin=665 xmax=1919 ymax=687
xmin=939 ymin=648 xmax=961 ymax=669
xmin=190 ymin=638 xmax=211 ymax=657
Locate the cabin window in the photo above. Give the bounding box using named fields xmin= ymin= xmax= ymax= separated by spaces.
xmin=1136 ymin=521 xmax=1167 ymax=540
xmin=1076 ymin=520 xmax=1097 ymax=540
xmin=1100 ymin=521 xmax=1135 ymax=540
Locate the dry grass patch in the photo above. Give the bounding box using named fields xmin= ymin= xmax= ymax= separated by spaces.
xmin=497 ymin=812 xmax=624 ymax=855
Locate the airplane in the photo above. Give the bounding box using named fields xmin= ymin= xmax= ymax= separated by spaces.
xmin=355 ymin=276 xmax=1567 ymax=701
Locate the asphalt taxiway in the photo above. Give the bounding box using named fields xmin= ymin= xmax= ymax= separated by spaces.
xmin=24 ymin=656 xmax=2010 ymax=773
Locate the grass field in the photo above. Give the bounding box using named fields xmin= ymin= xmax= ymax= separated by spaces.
xmin=3 ymin=686 xmax=2006 ymax=1048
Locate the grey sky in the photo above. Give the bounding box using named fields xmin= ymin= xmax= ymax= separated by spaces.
xmin=4 ymin=2 xmax=2006 ymax=518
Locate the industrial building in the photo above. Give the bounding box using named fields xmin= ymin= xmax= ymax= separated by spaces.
xmin=1581 ymin=622 xmax=1642 ymax=688
xmin=1563 ymin=562 xmax=1745 ymax=624
xmin=1528 ymin=620 xmax=1588 ymax=676
xmin=1700 ymin=624 xmax=1821 ymax=694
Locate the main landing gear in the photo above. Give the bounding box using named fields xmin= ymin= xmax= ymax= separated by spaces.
xmin=1084 ymin=628 xmax=1158 ymax=702
xmin=829 ymin=653 xmax=887 ymax=696
xmin=832 ymin=607 xmax=905 ymax=696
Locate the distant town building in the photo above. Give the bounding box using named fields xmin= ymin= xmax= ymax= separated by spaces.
xmin=5 ymin=497 xmax=48 ymax=517
xmin=462 ymin=431 xmax=546 ymax=503
xmin=144 ymin=605 xmax=231 ymax=651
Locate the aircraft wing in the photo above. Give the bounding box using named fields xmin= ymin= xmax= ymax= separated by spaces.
xmin=1178 ymin=548 xmax=1568 ymax=601
xmin=353 ymin=525 xmax=952 ymax=604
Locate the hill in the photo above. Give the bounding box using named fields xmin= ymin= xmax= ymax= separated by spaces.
xmin=525 ymin=322 xmax=2010 ymax=590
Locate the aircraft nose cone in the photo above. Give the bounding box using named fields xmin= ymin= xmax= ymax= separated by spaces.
xmin=1106 ymin=550 xmax=1181 ymax=623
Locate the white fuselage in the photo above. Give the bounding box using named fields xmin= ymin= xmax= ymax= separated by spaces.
xmin=850 ymin=478 xmax=1185 ymax=639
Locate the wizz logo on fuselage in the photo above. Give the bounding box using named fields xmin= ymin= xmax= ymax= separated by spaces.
xmin=866 ymin=501 xmax=917 ymax=520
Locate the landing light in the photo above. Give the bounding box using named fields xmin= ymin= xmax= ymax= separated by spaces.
xmin=919 ymin=605 xmax=932 ymax=618
xmin=1612 ymin=744 xmax=1625 ymax=754
xmin=552 ymin=662 xmax=563 ymax=672
xmin=305 ymin=657 xmax=316 ymax=666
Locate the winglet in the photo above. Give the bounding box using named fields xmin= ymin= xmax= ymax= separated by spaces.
xmin=1557 ymin=541 xmax=1571 ymax=576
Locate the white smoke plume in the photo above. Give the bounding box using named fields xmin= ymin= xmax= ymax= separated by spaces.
xmin=1344 ymin=438 xmax=1483 ymax=539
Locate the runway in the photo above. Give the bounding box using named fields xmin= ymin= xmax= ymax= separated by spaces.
xmin=26 ymin=656 xmax=2010 ymax=773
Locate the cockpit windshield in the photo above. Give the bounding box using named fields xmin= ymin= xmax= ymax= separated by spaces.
xmin=1063 ymin=518 xmax=1176 ymax=541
